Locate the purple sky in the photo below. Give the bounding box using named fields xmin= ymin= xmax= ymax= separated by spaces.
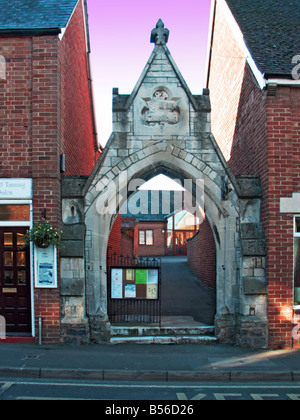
xmin=87 ymin=0 xmax=212 ymax=146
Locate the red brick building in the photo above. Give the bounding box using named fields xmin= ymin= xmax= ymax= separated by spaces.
xmin=109 ymin=216 xmax=167 ymax=259
xmin=206 ymin=0 xmax=300 ymax=348
xmin=0 ymin=0 xmax=99 ymax=343
xmin=108 ymin=191 xmax=201 ymax=259
xmin=108 ymin=190 xmax=169 ymax=259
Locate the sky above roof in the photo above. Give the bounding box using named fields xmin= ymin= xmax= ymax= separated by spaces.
xmin=87 ymin=0 xmax=212 ymax=147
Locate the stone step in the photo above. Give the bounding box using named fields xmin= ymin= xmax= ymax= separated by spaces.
xmin=110 ymin=335 xmax=218 ymax=345
xmin=111 ymin=325 xmax=215 ymax=338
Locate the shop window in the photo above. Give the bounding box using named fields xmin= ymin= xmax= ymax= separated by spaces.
xmin=0 ymin=205 xmax=30 ymax=221
xmin=4 ymin=251 xmax=13 ymax=266
xmin=4 ymin=233 xmax=13 ymax=246
xmin=17 ymin=233 xmax=25 ymax=246
xmin=4 ymin=270 xmax=13 ymax=285
xmin=139 ymin=230 xmax=154 ymax=246
xmin=294 ymin=217 xmax=300 ymax=306
xmin=16 ymin=252 xmax=26 ymax=266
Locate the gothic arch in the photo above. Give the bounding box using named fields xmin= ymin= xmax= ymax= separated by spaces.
xmin=68 ymin=20 xmax=268 ymax=347
xmin=84 ymin=134 xmax=241 ymax=342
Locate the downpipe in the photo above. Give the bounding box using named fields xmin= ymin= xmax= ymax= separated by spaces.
xmin=39 ymin=317 xmax=42 ymax=346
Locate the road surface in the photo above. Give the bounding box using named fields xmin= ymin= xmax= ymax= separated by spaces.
xmin=1 ymin=379 xmax=300 ymax=402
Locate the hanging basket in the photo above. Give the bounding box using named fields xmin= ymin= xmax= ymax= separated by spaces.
xmin=34 ymin=237 xmax=51 ymax=249
xmin=22 ymin=219 xmax=62 ymax=250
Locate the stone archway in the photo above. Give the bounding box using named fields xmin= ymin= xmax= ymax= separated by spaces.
xmin=84 ymin=149 xmax=240 ymax=340
xmin=61 ymin=20 xmax=268 ymax=348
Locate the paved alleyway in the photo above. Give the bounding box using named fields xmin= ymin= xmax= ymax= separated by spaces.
xmin=160 ymin=257 xmax=216 ymax=326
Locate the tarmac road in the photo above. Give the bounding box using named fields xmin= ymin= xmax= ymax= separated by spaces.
xmin=1 ymin=379 xmax=300 ymax=401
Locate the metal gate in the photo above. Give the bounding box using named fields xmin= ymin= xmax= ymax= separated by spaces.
xmin=107 ymin=249 xmax=161 ymax=325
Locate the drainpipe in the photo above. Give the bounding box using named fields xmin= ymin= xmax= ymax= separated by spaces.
xmin=38 ymin=317 xmax=42 ymax=346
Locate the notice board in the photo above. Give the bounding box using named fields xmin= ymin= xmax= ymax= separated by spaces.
xmin=111 ymin=268 xmax=159 ymax=300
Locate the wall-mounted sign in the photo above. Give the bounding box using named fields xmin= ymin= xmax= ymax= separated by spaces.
xmin=34 ymin=245 xmax=57 ymax=288
xmin=0 ymin=178 xmax=32 ymax=200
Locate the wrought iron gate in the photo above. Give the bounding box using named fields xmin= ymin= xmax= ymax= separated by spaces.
xmin=107 ymin=248 xmax=161 ymax=325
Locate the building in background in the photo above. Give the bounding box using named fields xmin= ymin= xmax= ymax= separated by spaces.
xmin=108 ymin=190 xmax=198 ymax=259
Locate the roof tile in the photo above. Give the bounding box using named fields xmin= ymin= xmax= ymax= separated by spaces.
xmin=0 ymin=0 xmax=78 ymax=31
xmin=226 ymin=0 xmax=300 ymax=76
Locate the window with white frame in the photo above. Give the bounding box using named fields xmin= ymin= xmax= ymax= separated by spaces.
xmin=294 ymin=217 xmax=300 ymax=306
xmin=139 ymin=230 xmax=154 ymax=246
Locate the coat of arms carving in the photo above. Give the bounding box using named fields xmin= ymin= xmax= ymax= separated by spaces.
xmin=142 ymin=89 xmax=180 ymax=126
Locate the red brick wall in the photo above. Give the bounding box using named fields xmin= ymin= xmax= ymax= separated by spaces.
xmin=208 ymin=2 xmax=268 ymax=179
xmin=120 ymin=218 xmax=138 ymax=258
xmin=187 ymin=218 xmax=216 ymax=289
xmin=0 ymin=36 xmax=62 ymax=180
xmin=266 ymin=87 xmax=300 ymax=349
xmin=0 ymin=0 xmax=98 ymax=344
xmin=0 ymin=34 xmax=62 ymax=343
xmin=0 ymin=38 xmax=32 ymax=177
xmin=208 ymin=1 xmax=300 ymax=348
xmin=121 ymin=230 xmax=134 ymax=259
xmin=107 ymin=214 xmax=121 ymax=257
xmin=59 ymin=0 xmax=99 ymax=176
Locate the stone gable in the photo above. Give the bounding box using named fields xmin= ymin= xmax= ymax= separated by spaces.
xmin=62 ymin=20 xmax=268 ymax=348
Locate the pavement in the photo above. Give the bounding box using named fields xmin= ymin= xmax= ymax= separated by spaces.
xmin=0 ymin=341 xmax=300 ymax=383
xmin=0 ymin=257 xmax=299 ymax=384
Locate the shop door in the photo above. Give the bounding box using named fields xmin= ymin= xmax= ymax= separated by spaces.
xmin=0 ymin=228 xmax=31 ymax=334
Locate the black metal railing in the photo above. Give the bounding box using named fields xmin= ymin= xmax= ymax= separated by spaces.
xmin=107 ymin=248 xmax=161 ymax=325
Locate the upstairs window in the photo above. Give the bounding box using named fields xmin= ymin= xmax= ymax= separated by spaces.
xmin=139 ymin=230 xmax=154 ymax=246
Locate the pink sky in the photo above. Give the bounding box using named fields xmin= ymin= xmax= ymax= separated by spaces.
xmin=87 ymin=0 xmax=212 ymax=146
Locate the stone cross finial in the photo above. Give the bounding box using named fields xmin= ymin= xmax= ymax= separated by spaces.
xmin=150 ymin=19 xmax=170 ymax=45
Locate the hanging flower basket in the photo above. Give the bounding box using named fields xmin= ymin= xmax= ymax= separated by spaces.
xmin=22 ymin=219 xmax=62 ymax=250
xmin=34 ymin=237 xmax=52 ymax=249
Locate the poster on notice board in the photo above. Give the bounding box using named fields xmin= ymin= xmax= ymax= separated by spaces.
xmin=34 ymin=245 xmax=57 ymax=288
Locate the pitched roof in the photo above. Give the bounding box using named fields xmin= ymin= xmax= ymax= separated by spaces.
xmin=226 ymin=0 xmax=300 ymax=77
xmin=0 ymin=0 xmax=78 ymax=32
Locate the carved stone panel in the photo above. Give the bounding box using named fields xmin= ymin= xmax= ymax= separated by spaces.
xmin=142 ymin=89 xmax=180 ymax=126
xmin=134 ymin=85 xmax=189 ymax=136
